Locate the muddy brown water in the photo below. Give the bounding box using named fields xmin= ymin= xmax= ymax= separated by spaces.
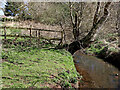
xmin=73 ymin=50 xmax=120 ymax=88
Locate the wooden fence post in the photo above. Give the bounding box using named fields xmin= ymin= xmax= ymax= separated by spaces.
xmin=36 ymin=30 xmax=37 ymax=42
xmin=58 ymin=31 xmax=63 ymax=45
xmin=29 ymin=25 xmax=32 ymax=45
xmin=61 ymin=31 xmax=64 ymax=44
xmin=36 ymin=30 xmax=37 ymax=37
xmin=4 ymin=26 xmax=6 ymax=40
xmin=38 ymin=30 xmax=40 ymax=48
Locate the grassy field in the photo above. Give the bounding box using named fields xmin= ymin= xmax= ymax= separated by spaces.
xmin=2 ymin=41 xmax=81 ymax=88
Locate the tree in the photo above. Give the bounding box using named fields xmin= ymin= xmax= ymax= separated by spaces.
xmin=68 ymin=2 xmax=112 ymax=54
xmin=117 ymin=2 xmax=120 ymax=48
xmin=27 ymin=2 xmax=70 ymax=24
xmin=5 ymin=2 xmax=22 ymax=16
xmin=4 ymin=2 xmax=32 ymax=20
xmin=69 ymin=2 xmax=84 ymax=40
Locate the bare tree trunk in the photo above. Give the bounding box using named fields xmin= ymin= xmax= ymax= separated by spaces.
xmin=91 ymin=2 xmax=100 ymax=41
xmin=69 ymin=2 xmax=83 ymax=41
xmin=73 ymin=13 xmax=80 ymax=40
xmin=81 ymin=2 xmax=111 ymax=47
xmin=117 ymin=2 xmax=120 ymax=48
xmin=68 ymin=2 xmax=111 ymax=54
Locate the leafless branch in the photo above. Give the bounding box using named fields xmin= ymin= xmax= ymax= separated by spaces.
xmin=82 ymin=2 xmax=111 ymax=43
xmin=69 ymin=2 xmax=74 ymax=26
xmin=59 ymin=22 xmax=66 ymax=43
xmin=93 ymin=2 xmax=100 ymax=26
xmin=78 ymin=2 xmax=83 ymax=28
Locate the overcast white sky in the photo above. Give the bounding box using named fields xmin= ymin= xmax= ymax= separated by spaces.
xmin=0 ymin=9 xmax=4 ymax=15
xmin=0 ymin=0 xmax=6 ymax=16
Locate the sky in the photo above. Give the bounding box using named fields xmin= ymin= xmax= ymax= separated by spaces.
xmin=0 ymin=9 xmax=4 ymax=15
xmin=0 ymin=0 xmax=6 ymax=16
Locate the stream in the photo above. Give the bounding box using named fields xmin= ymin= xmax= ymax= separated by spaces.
xmin=73 ymin=50 xmax=120 ymax=88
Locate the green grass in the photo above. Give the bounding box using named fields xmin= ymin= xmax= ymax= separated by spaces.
xmin=85 ymin=40 xmax=119 ymax=55
xmin=1 ymin=28 xmax=21 ymax=35
xmin=1 ymin=27 xmax=81 ymax=88
xmin=2 ymin=46 xmax=80 ymax=88
xmin=85 ymin=40 xmax=105 ymax=55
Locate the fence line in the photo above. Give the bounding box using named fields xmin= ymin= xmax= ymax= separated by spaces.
xmin=4 ymin=26 xmax=6 ymax=40
xmin=1 ymin=26 xmax=63 ymax=46
xmin=0 ymin=26 xmax=61 ymax=32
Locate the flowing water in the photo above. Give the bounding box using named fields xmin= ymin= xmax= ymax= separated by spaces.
xmin=73 ymin=50 xmax=120 ymax=88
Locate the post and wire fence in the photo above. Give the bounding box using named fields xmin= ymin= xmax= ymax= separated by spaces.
xmin=0 ymin=25 xmax=64 ymax=48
